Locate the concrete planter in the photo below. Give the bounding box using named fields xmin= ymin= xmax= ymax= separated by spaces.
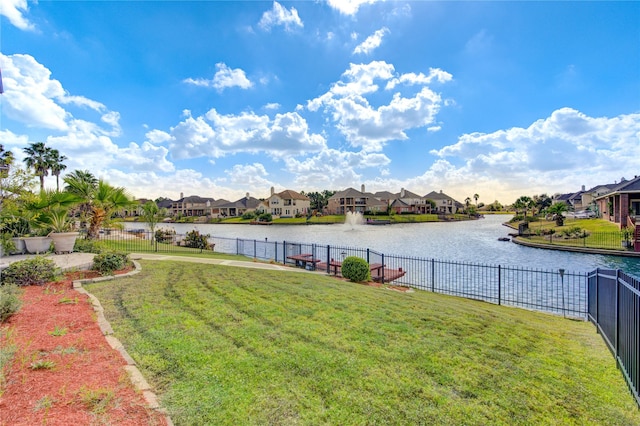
xmin=23 ymin=236 xmax=53 ymax=254
xmin=11 ymin=237 xmax=25 ymax=254
xmin=49 ymin=232 xmax=80 ymax=254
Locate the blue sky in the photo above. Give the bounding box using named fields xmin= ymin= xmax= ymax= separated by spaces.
xmin=1 ymin=0 xmax=638 ymax=205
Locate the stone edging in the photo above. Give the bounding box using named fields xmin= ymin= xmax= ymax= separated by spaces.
xmin=72 ymin=260 xmax=174 ymax=426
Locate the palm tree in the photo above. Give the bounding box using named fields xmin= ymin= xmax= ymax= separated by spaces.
xmin=49 ymin=149 xmax=67 ymax=191
xmin=64 ymin=170 xmax=98 ymax=230
xmin=474 ymin=193 xmax=479 ymax=207
xmin=86 ymin=180 xmax=136 ymax=239
xmin=141 ymin=200 xmax=166 ymax=245
xmin=0 ymin=145 xmax=14 ymax=208
xmin=464 ymin=197 xmax=471 ymax=212
xmin=23 ymin=142 xmax=53 ymax=191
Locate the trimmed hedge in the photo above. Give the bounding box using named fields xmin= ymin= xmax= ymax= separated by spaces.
xmin=341 ymin=256 xmax=370 ymax=283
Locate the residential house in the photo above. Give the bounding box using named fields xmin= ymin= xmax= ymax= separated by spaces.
xmin=171 ymin=194 xmax=216 ymax=217
xmin=260 ymin=187 xmax=310 ymax=218
xmin=217 ymin=193 xmax=263 ymax=217
xmin=395 ymin=188 xmax=432 ymax=214
xmin=424 ymin=190 xmax=461 ymax=214
xmin=326 ymin=185 xmax=387 ymax=215
xmin=594 ymin=176 xmax=640 ymax=228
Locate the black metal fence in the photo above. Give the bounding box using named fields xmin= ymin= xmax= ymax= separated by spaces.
xmin=104 ymin=229 xmax=588 ymax=319
xmin=521 ymin=231 xmax=634 ymax=251
xmin=588 ymin=269 xmax=640 ymax=407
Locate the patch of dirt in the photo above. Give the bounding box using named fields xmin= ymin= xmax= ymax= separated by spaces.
xmin=0 ymin=272 xmax=167 ymax=425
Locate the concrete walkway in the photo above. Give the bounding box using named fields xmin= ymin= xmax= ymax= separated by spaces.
xmin=0 ymin=252 xmax=315 ymax=274
xmin=0 ymin=252 xmax=96 ymax=272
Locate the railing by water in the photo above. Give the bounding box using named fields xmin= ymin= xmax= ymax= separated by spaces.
xmin=102 ymin=229 xmax=588 ymax=319
xmin=588 ymin=268 xmax=640 ymax=407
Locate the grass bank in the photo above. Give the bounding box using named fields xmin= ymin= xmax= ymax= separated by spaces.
xmin=85 ymin=261 xmax=639 ymax=425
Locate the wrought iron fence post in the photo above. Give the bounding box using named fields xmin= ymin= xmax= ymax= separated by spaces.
xmin=381 ymin=253 xmax=385 ymax=284
xmin=275 ymin=241 xmax=278 ymax=263
xmin=283 ymin=241 xmax=286 ymax=265
xmin=559 ymin=268 xmax=566 ymax=318
xmin=326 ymin=245 xmax=330 ymax=274
xmin=431 ymin=258 xmax=435 ymax=292
xmin=366 ymin=248 xmax=370 ymax=264
xmin=236 ymin=238 xmax=239 ymax=255
xmin=254 ymin=239 xmax=257 ymax=259
xmin=498 ymin=265 xmax=501 ymax=305
xmin=616 ymin=269 xmax=620 ymax=356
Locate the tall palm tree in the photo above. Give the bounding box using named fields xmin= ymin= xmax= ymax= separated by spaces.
xmin=474 ymin=193 xmax=479 ymax=207
xmin=23 ymin=142 xmax=52 ymax=191
xmin=49 ymin=149 xmax=68 ymax=191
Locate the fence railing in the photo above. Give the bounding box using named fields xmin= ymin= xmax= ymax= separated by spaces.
xmin=588 ymin=268 xmax=640 ymax=407
xmin=103 ymin=229 xmax=588 ymax=319
xmin=520 ymin=231 xmax=633 ymax=251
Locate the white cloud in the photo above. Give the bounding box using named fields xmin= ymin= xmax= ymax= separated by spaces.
xmin=166 ymin=109 xmax=326 ymax=160
xmin=224 ymin=163 xmax=273 ymax=190
xmin=423 ymin=108 xmax=640 ymax=203
xmin=0 ymin=0 xmax=35 ymax=31
xmin=264 ymin=102 xmax=281 ymax=111
xmin=1 ymin=53 xmax=69 ymax=130
xmin=183 ymin=63 xmax=252 ymax=92
xmin=285 ymin=148 xmax=390 ymax=190
xmin=145 ymin=129 xmax=172 ymax=144
xmin=307 ymin=61 xmax=448 ymax=151
xmin=326 ymin=0 xmax=382 ymax=16
xmin=258 ymin=1 xmax=303 ymax=32
xmin=353 ymin=27 xmax=389 ymax=55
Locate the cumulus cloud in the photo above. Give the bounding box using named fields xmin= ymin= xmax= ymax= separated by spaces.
xmin=353 ymin=27 xmax=389 ymax=55
xmin=258 ymin=1 xmax=303 ymax=32
xmin=183 ymin=63 xmax=252 ymax=91
xmin=422 ymin=108 xmax=640 ymax=202
xmin=224 ymin=163 xmax=274 ymax=189
xmin=1 ymin=53 xmax=69 ymax=130
xmin=0 ymin=0 xmax=35 ymax=31
xmin=326 ymin=0 xmax=382 ymax=15
xmin=307 ymin=61 xmax=449 ymax=151
xmin=165 ymin=109 xmax=326 ymax=160
xmin=285 ymin=148 xmax=390 ymax=190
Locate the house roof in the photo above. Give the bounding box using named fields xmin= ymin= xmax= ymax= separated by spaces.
xmin=219 ymin=196 xmax=262 ymax=209
xmin=276 ymin=189 xmax=309 ymax=200
xmin=594 ymin=175 xmax=640 ymax=199
xmin=390 ymin=199 xmax=410 ymax=208
xmin=424 ymin=190 xmax=456 ymax=202
xmin=175 ymin=195 xmax=215 ymax=204
xmin=398 ymin=189 xmax=423 ymax=199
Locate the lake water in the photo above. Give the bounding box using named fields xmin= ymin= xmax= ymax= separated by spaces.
xmin=124 ymin=215 xmax=640 ymax=275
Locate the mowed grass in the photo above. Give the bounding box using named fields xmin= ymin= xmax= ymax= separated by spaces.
xmin=85 ymin=260 xmax=640 ymax=425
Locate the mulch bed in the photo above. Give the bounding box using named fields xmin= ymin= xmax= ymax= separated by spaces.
xmin=0 ymin=271 xmax=166 ymax=426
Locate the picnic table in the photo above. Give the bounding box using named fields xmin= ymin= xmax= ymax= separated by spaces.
xmin=287 ymin=253 xmax=321 ymax=269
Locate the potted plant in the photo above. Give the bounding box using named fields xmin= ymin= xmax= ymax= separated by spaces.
xmin=0 ymin=215 xmax=29 ymax=254
xmin=25 ymin=190 xmax=82 ymax=254
xmin=0 ymin=232 xmax=16 ymax=257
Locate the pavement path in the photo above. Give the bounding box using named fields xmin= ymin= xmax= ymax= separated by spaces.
xmin=0 ymin=251 xmax=314 ymax=274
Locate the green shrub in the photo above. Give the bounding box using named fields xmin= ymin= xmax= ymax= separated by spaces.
xmin=73 ymin=237 xmax=107 ymax=253
xmin=0 ymin=284 xmax=22 ymax=322
xmin=184 ymin=230 xmax=211 ymax=250
xmin=1 ymin=257 xmax=57 ymax=286
xmin=258 ymin=212 xmax=272 ymax=222
xmin=92 ymin=251 xmax=129 ymax=275
xmin=241 ymin=211 xmax=257 ymax=220
xmin=154 ymin=228 xmax=176 ymax=243
xmin=341 ymin=256 xmax=371 ymax=283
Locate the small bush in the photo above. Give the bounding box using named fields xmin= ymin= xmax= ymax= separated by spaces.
xmin=184 ymin=230 xmax=211 ymax=250
xmin=242 ymin=211 xmax=257 ymax=220
xmin=258 ymin=212 xmax=272 ymax=222
xmin=92 ymin=251 xmax=129 ymax=275
xmin=341 ymin=256 xmax=371 ymax=283
xmin=0 ymin=284 xmax=22 ymax=322
xmin=154 ymin=228 xmax=176 ymax=243
xmin=1 ymin=257 xmax=57 ymax=286
xmin=73 ymin=237 xmax=107 ymax=254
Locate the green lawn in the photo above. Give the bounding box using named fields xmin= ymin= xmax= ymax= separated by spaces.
xmin=85 ymin=261 xmax=640 ymax=425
